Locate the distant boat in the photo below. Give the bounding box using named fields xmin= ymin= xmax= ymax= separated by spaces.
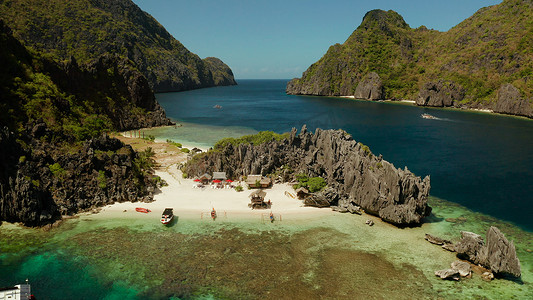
xmin=135 ymin=207 xmax=151 ymax=213
xmin=161 ymin=208 xmax=174 ymax=225
xmin=213 ymin=105 xmax=222 ymax=109
xmin=421 ymin=113 xmax=437 ymax=119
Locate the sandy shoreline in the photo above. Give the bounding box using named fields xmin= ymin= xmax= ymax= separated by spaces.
xmin=93 ymin=135 xmax=335 ymax=223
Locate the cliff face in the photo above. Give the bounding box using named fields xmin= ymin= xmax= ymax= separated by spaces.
xmin=0 ymin=21 xmax=162 ymax=226
xmin=0 ymin=0 xmax=236 ymax=92
xmin=184 ymin=126 xmax=431 ymax=226
xmin=287 ymin=0 xmax=533 ymax=118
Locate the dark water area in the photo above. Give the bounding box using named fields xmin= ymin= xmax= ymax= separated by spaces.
xmin=156 ymin=79 xmax=533 ymax=231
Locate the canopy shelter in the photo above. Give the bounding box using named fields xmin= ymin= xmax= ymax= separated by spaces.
xmin=213 ymin=172 xmax=227 ymax=181
xmin=246 ymin=175 xmax=272 ymax=189
xmin=199 ymin=173 xmax=212 ymax=184
xmin=249 ymin=189 xmax=270 ymax=209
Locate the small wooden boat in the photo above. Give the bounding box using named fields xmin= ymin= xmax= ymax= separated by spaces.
xmin=135 ymin=207 xmax=151 ymax=213
xmin=211 ymin=208 xmax=217 ymax=220
xmin=421 ymin=113 xmax=437 ymax=119
xmin=213 ymin=104 xmax=222 ymax=109
xmin=161 ymin=208 xmax=174 ymax=225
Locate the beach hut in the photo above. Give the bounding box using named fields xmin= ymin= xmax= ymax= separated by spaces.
xmin=246 ymin=175 xmax=272 ymax=189
xmin=213 ymin=172 xmax=227 ymax=181
xmin=249 ymin=189 xmax=270 ymax=209
xmin=199 ymin=173 xmax=212 ymax=184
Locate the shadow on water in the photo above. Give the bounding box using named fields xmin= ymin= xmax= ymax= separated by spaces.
xmin=422 ymin=212 xmax=445 ymax=224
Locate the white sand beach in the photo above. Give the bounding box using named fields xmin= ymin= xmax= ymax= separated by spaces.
xmin=94 ymin=135 xmax=335 ymax=222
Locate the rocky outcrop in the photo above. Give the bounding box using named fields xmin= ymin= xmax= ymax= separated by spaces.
xmin=455 ymin=227 xmax=521 ymax=277
xmin=354 ymin=72 xmax=384 ymax=100
xmin=184 ymin=126 xmax=431 ymax=226
xmin=435 ymin=260 xmax=472 ymax=280
xmin=416 ymin=80 xmax=465 ymax=107
xmin=493 ymin=83 xmax=533 ymax=118
xmin=0 ymin=126 xmax=159 ymax=226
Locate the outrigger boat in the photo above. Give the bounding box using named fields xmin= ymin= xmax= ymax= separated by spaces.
xmin=421 ymin=113 xmax=437 ymax=119
xmin=135 ymin=207 xmax=151 ymax=213
xmin=161 ymin=208 xmax=174 ymax=225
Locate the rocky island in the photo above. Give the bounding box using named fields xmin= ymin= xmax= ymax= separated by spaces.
xmin=183 ymin=126 xmax=431 ymax=226
xmin=287 ymin=0 xmax=533 ymax=118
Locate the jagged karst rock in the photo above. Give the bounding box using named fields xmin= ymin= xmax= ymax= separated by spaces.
xmin=435 ymin=269 xmax=460 ymax=281
xmin=493 ymin=83 xmax=533 ymax=118
xmin=0 ymin=129 xmax=158 ymax=226
xmin=450 ymin=227 xmax=521 ymax=278
xmin=184 ymin=126 xmax=431 ymax=226
xmin=455 ymin=231 xmax=485 ymax=264
xmin=451 ymin=260 xmax=472 ymax=277
xmin=354 ymin=72 xmax=384 ymax=100
xmin=477 ymin=226 xmax=521 ymax=277
xmin=416 ymin=80 xmax=465 ymax=107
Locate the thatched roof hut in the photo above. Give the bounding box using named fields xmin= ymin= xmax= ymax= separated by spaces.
xmin=246 ymin=175 xmax=272 ymax=188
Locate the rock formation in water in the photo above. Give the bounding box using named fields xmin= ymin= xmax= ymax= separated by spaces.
xmin=0 ymin=0 xmax=236 ymax=92
xmin=184 ymin=126 xmax=431 ymax=226
xmin=354 ymin=72 xmax=384 ymax=100
xmin=454 ymin=227 xmax=521 ymax=278
xmin=287 ymin=0 xmax=533 ymax=118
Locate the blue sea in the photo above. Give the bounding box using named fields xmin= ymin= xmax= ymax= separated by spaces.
xmin=153 ymin=79 xmax=533 ymax=232
xmin=1 ymin=79 xmax=532 ymax=299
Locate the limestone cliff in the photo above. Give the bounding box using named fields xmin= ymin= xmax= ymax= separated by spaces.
xmin=287 ymin=0 xmax=533 ymax=118
xmin=184 ymin=126 xmax=431 ymax=226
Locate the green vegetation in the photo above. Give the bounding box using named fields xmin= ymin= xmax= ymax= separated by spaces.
xmin=134 ymin=147 xmax=156 ymax=176
xmin=166 ymin=139 xmax=182 ymax=148
xmin=97 ymin=170 xmax=107 ymax=189
xmin=143 ymin=135 xmax=155 ymax=142
xmin=48 ymin=163 xmax=66 ymax=178
xmin=293 ymin=174 xmax=327 ymax=193
xmin=214 ymin=131 xmax=289 ymax=150
xmin=181 ymin=148 xmax=190 ymax=153
xmin=235 ymin=185 xmax=244 ymax=192
xmin=290 ymin=1 xmax=533 ymax=104
xmin=0 ymin=0 xmax=235 ymax=92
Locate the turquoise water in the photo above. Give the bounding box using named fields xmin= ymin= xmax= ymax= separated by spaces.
xmin=2 ymin=79 xmax=533 ymax=298
xmin=152 ymin=79 xmax=533 ymax=231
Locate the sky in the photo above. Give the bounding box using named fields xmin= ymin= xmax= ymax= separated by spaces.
xmin=132 ymin=0 xmax=502 ymax=79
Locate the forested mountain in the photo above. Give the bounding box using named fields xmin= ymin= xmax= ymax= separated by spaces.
xmin=287 ymin=0 xmax=533 ymax=118
xmin=0 ymin=0 xmax=236 ymax=92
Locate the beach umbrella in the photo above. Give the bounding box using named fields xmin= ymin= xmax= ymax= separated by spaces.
xmin=213 ymin=179 xmax=222 ymax=183
xmin=193 ymin=179 xmax=201 ymax=182
xmin=225 ymin=179 xmax=233 ymax=183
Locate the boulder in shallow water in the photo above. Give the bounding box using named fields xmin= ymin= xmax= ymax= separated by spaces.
xmin=425 ymin=234 xmax=451 ymax=245
xmin=435 ymin=269 xmax=460 ymax=281
xmin=477 ymin=226 xmax=521 ymax=277
xmin=455 ymin=231 xmax=484 ymax=264
xmin=451 ymin=260 xmax=471 ymax=277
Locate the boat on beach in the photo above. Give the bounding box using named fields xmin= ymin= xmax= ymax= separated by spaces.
xmin=161 ymin=208 xmax=174 ymax=224
xmin=421 ymin=113 xmax=437 ymax=119
xmin=135 ymin=207 xmax=151 ymax=213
